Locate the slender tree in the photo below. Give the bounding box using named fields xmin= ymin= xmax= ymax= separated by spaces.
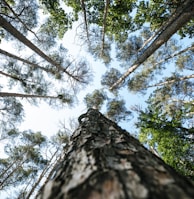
xmin=110 ymin=0 xmax=194 ymax=90
xmin=0 ymin=15 xmax=82 ymax=82
xmin=0 ymin=130 xmax=68 ymax=198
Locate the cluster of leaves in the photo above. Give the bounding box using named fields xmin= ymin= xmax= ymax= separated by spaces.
xmin=137 ymin=93 xmax=194 ymax=179
xmin=39 ymin=0 xmax=75 ymax=39
xmin=84 ymin=89 xmax=131 ymax=123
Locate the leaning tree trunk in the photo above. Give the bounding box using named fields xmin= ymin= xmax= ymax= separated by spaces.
xmin=37 ymin=108 xmax=194 ymax=199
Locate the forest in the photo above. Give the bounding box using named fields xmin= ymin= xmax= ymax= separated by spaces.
xmin=0 ymin=0 xmax=194 ymax=198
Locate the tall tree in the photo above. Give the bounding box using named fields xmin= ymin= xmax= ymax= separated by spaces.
xmin=110 ymin=0 xmax=194 ymax=90
xmin=37 ymin=109 xmax=194 ymax=199
xmin=0 ymin=15 xmax=83 ymax=82
xmin=0 ymin=0 xmax=92 ymax=134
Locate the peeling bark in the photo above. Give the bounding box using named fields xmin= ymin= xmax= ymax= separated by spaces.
xmin=37 ymin=108 xmax=194 ymax=199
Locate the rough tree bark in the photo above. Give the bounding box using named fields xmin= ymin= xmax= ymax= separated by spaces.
xmin=37 ymin=108 xmax=194 ymax=199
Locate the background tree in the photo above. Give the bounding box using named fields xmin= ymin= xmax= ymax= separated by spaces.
xmin=0 ymin=129 xmax=70 ymax=198
xmin=84 ymin=89 xmax=131 ymax=123
xmin=0 ymin=0 xmax=92 ymax=134
xmin=135 ymin=85 xmax=194 ymax=179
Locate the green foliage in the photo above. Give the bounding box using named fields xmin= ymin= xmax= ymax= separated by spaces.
xmin=136 ymin=95 xmax=194 ymax=179
xmin=106 ymin=99 xmax=131 ymax=122
xmin=101 ymin=68 xmax=122 ymax=88
xmin=39 ymin=0 xmax=74 ymax=38
xmin=116 ymin=35 xmax=143 ymax=63
xmin=178 ymin=19 xmax=194 ymax=38
xmin=0 ymin=129 xmax=68 ymax=198
xmin=84 ymin=89 xmax=107 ymax=109
xmin=84 ymin=89 xmax=131 ymax=122
xmin=134 ymin=0 xmax=194 ymax=38
xmin=0 ymin=98 xmax=24 ymax=133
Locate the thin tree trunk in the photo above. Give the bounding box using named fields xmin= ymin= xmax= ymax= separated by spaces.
xmin=171 ymin=99 xmax=194 ymax=105
xmin=0 ymin=48 xmax=54 ymax=74
xmin=0 ymin=159 xmax=18 ymax=179
xmin=0 ymin=92 xmax=57 ymax=99
xmin=26 ymin=150 xmax=59 ymax=199
xmin=0 ymin=16 xmax=81 ymax=82
xmin=37 ymin=108 xmax=194 ymax=199
xmin=101 ymin=0 xmax=110 ymax=53
xmin=0 ymin=160 xmax=25 ymax=190
xmin=34 ymin=154 xmax=63 ymax=198
xmin=110 ymin=0 xmax=194 ymax=90
xmin=80 ymin=0 xmax=90 ymax=43
xmin=147 ymin=74 xmax=194 ymax=88
xmin=146 ymin=44 xmax=194 ymax=74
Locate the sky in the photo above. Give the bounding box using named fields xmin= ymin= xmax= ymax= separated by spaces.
xmin=1 ymin=16 xmax=193 ymax=140
xmin=18 ymin=28 xmax=143 ymax=136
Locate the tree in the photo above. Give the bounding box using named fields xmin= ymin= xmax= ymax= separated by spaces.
xmin=37 ymin=108 xmax=194 ymax=199
xmin=0 ymin=129 xmax=69 ymax=198
xmin=0 ymin=130 xmax=48 ymax=194
xmin=135 ymin=88 xmax=194 ymax=179
xmin=110 ymin=0 xmax=194 ymax=90
xmin=0 ymin=15 xmax=83 ymax=82
xmin=84 ymin=89 xmax=131 ymax=123
xmin=0 ymin=0 xmax=92 ymax=134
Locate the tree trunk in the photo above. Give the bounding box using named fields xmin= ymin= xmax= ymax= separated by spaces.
xmin=37 ymin=108 xmax=194 ymax=199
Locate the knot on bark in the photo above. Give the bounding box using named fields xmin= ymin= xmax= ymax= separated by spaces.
xmin=78 ymin=108 xmax=101 ymax=124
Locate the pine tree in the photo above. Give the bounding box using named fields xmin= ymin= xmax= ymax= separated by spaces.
xmin=37 ymin=109 xmax=194 ymax=199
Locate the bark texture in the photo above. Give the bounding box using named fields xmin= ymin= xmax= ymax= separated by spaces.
xmin=37 ymin=108 xmax=194 ymax=199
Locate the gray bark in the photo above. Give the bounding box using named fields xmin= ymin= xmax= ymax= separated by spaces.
xmin=0 ymin=92 xmax=57 ymax=99
xmin=37 ymin=108 xmax=194 ymax=199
